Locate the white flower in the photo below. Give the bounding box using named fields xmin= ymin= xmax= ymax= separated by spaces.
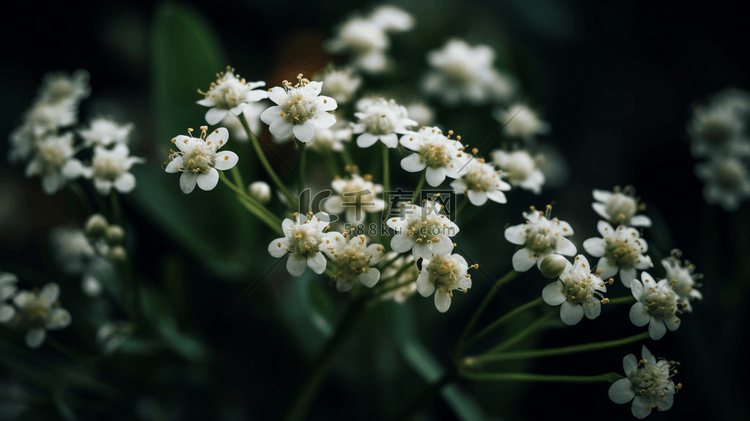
xmin=542 ymin=255 xmax=608 ymax=325
xmin=24 ymin=100 xmax=78 ymax=138
xmin=369 ymin=5 xmax=415 ymax=32
xmin=450 ymin=157 xmax=511 ymax=206
xmin=220 ymin=102 xmax=266 ymax=142
xmin=405 ymin=101 xmax=435 ymax=127
xmin=687 ymin=100 xmax=749 ymax=159
xmin=268 ymin=212 xmax=331 ymax=277
xmin=0 ymin=273 xmax=19 ymax=323
xmin=591 ymin=187 xmax=652 ymax=227
xmin=504 ymin=207 xmax=576 ymax=272
xmin=416 ymin=250 xmax=472 ymax=313
xmin=49 ymin=226 xmax=95 ymax=274
xmin=325 ymin=17 xmax=390 ymax=74
xmin=629 ymin=272 xmax=681 ymax=340
xmin=491 ymin=149 xmax=545 ymax=194
xmin=695 ymin=157 xmax=750 ymax=211
xmin=24 ymin=132 xmax=82 ymax=194
xmin=386 ymin=201 xmax=459 ymax=259
xmin=661 ymin=251 xmax=702 ymax=312
xmin=493 ymin=104 xmax=550 ymax=140
xmin=164 ymin=127 xmax=238 ymax=194
xmin=379 ymin=252 xmax=419 ymax=304
xmin=583 ymin=221 xmax=653 ymax=287
xmin=316 ymin=66 xmax=362 ymax=105
xmin=76 ymin=143 xmax=145 ymax=195
xmin=323 ymin=174 xmax=385 ymax=224
xmin=8 ymin=283 xmax=72 ymax=348
xmin=422 ymin=39 xmax=514 ymax=106
xmin=37 ymin=69 xmax=91 ymax=105
xmin=97 ymin=322 xmax=133 ymax=354
xmin=248 ymin=181 xmax=272 ymax=204
xmin=400 ymin=126 xmax=469 ymax=186
xmin=321 ymin=232 xmax=385 ymax=292
xmin=353 ymin=98 xmax=417 ymax=148
xmin=197 ymin=67 xmax=268 ymax=125
xmin=609 ymin=346 xmax=679 ymax=419
xmin=307 ymin=120 xmax=352 ymax=152
xmin=260 ymin=76 xmax=338 ymax=143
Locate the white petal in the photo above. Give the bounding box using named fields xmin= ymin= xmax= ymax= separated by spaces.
xmin=286 ymin=254 xmax=308 ymax=277
xmin=206 ymin=127 xmax=230 ymax=148
xmin=400 ymin=154 xmax=426 ymax=172
xmin=592 ymin=189 xmax=612 ymax=203
xmin=429 ymin=235 xmax=454 ymax=256
xmin=214 ymin=151 xmax=239 ymax=170
xmin=205 ymin=107 xmax=228 ymax=125
xmin=559 ymin=301 xmax=584 ymax=325
xmin=555 ymin=238 xmax=576 ymax=256
xmin=314 ymin=111 xmax=336 ymax=129
xmin=485 ymin=190 xmax=507 ymax=204
xmin=416 ymin=270 xmax=435 ymax=297
xmin=269 ymin=118 xmax=294 ymax=140
xmin=379 ymin=133 xmax=398 ymax=148
xmin=260 ymin=105 xmax=284 ymax=124
xmin=608 ymin=378 xmax=636 ymax=404
xmin=391 ymin=234 xmax=413 ymax=253
xmin=196 ymin=168 xmax=220 ymax=191
xmin=648 ymin=318 xmax=667 ymax=340
xmin=268 ymin=238 xmax=288 ymax=257
xmin=582 ymin=300 xmax=601 ymax=319
xmin=597 ymin=220 xmax=614 ymax=237
xmin=425 ymin=167 xmax=446 ymax=186
xmin=61 ymin=159 xmax=89 ymax=179
xmin=165 ymin=158 xmax=182 ymax=173
xmin=267 ymin=88 xmax=286 ymax=106
xmin=591 ymin=202 xmax=609 ymax=220
xmin=582 ymin=238 xmax=606 ymax=257
xmin=467 ymin=190 xmax=488 ymax=206
xmin=623 ymin=353 xmax=638 ymax=377
xmin=542 ymin=281 xmax=566 ymax=306
xmin=366 ymin=244 xmax=385 ymax=264
xmin=434 ymin=290 xmax=452 ymax=313
xmin=179 ymin=172 xmax=198 ymax=194
xmin=318 ymin=95 xmax=337 ymax=111
xmin=597 ymin=257 xmax=619 ymax=280
xmin=504 ymin=224 xmax=527 ymax=245
xmin=664 ymin=316 xmax=681 ymax=331
xmin=336 ymin=278 xmax=354 ymax=292
xmin=42 ymin=173 xmax=64 ymax=194
xmin=26 ymin=328 xmax=46 ymax=348
xmin=94 ymin=179 xmax=113 ymax=195
xmin=40 ymin=283 xmax=60 ymax=303
xmin=629 ymin=215 xmax=652 ymax=227
xmin=0 ymin=304 xmax=15 ymax=323
xmin=307 ymin=252 xmax=327 ymax=274
xmin=358 ymin=268 xmax=380 ymax=288
xmin=619 ymin=267 xmax=637 ymax=285
xmin=293 ymin=120 xmax=316 ymax=143
xmin=46 ymin=308 xmax=72 ymax=329
xmin=512 ymin=248 xmax=537 ymax=272
xmin=356 ymin=132 xmax=380 ymax=148
xmin=113 ymin=173 xmax=136 ymax=193
xmin=197 ymin=97 xmax=216 ymax=107
xmin=629 ymin=302 xmax=650 ymax=326
xmin=631 ymin=396 xmax=652 ymax=419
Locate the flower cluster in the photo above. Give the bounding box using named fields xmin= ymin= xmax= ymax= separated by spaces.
xmin=321 ymin=231 xmax=386 ymax=292
xmin=542 ymin=255 xmax=610 ymax=325
xmin=450 ymin=157 xmax=511 ymax=206
xmin=323 ymin=173 xmax=385 ymax=224
xmin=0 ymin=278 xmax=72 ymax=349
xmin=504 ymin=206 xmax=576 ymax=272
xmin=164 ymin=126 xmax=238 ymax=194
xmin=196 ymin=66 xmax=268 ymax=125
xmin=491 ymin=149 xmax=545 ymax=194
xmin=400 ymin=126 xmax=469 ymax=186
xmin=268 ymin=212 xmax=331 ymax=277
xmin=353 ymin=97 xmax=417 ymax=148
xmin=493 ymin=103 xmax=550 ymax=141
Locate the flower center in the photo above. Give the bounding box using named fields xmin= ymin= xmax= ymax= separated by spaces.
xmin=20 ymin=301 xmax=51 ymax=329
xmin=524 ymin=222 xmax=557 ymax=253
xmin=405 ymin=216 xmax=453 ymax=243
xmin=335 ymin=244 xmax=372 ymax=281
xmin=288 ymin=225 xmax=322 ymax=258
xmin=38 ymin=142 xmax=68 ymax=173
xmin=504 ymin=153 xmax=535 ymax=183
xmin=714 ymin=160 xmax=744 ymax=191
xmin=641 ymin=286 xmax=678 ymax=320
xmin=342 ymin=183 xmax=375 ymax=205
xmin=427 ymin=255 xmax=462 ymax=292
xmin=283 ymin=91 xmax=317 ymax=125
xmin=604 ymin=238 xmax=641 ymax=267
xmin=420 ymin=142 xmax=451 ymax=169
xmin=604 ymin=193 xmax=637 ymax=222
xmin=463 ymin=165 xmax=496 ymax=192
xmin=363 ymin=110 xmax=396 ymax=135
xmin=443 ymin=61 xmax=474 ymax=84
xmin=563 ymin=275 xmax=595 ymax=305
xmin=630 ymin=361 xmax=676 ymax=406
xmin=183 ymin=143 xmax=215 ymax=174
xmin=92 ymin=155 xmax=126 ymax=180
xmin=699 ymin=120 xmax=731 ymax=146
xmin=216 ymin=80 xmax=246 ymax=109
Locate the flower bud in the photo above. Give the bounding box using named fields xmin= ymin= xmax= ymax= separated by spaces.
xmin=84 ymin=214 xmax=109 ymax=237
xmin=249 ymin=181 xmax=272 ymax=204
xmin=540 ymin=254 xmax=568 ymax=279
xmin=106 ymin=225 xmax=125 ymax=244
xmin=107 ymin=245 xmax=128 ymax=264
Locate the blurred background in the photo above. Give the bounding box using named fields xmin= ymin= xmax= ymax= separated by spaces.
xmin=1 ymin=0 xmax=748 ymax=420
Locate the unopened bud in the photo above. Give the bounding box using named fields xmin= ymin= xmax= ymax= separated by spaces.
xmin=106 ymin=226 xmax=125 ymax=244
xmin=248 ymin=181 xmax=272 ymax=204
xmin=540 ymin=254 xmax=568 ymax=279
xmin=84 ymin=214 xmax=109 ymax=237
xmin=107 ymin=246 xmax=128 ymax=264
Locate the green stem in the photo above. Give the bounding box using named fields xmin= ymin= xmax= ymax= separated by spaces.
xmin=237 ymin=113 xmax=298 ymax=208
xmin=389 ymin=368 xmax=457 ymax=421
xmin=454 ymin=269 xmax=519 ymax=355
xmin=460 ymin=371 xmax=622 ymax=384
xmin=382 ymin=143 xmax=390 ymax=194
xmin=322 ymin=149 xmax=341 ymax=177
xmin=341 ymin=147 xmax=355 ymax=167
xmin=110 ymin=190 xmax=122 ymax=225
xmin=456 ymin=295 xmax=542 ymax=356
xmin=297 ymin=139 xmax=307 ymax=195
xmin=282 ymin=298 xmax=368 ymax=421
xmin=607 ymin=296 xmax=636 ymax=305
xmin=65 ymin=181 xmax=93 ymax=220
xmin=468 ymin=331 xmax=649 ymax=364
xmin=230 ymin=165 xmax=244 ymax=190
xmin=412 ymin=173 xmax=425 ymax=204
xmin=488 ymin=311 xmax=554 ymax=354
xmin=219 ymin=172 xmax=282 ymax=234
xmin=455 ymin=196 xmax=471 ymax=218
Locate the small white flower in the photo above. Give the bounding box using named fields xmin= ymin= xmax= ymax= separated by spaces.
xmin=76 ymin=143 xmax=145 ymax=195
xmin=583 ymin=221 xmax=653 ymax=287
xmin=542 ymin=255 xmax=608 ymax=325
xmin=399 ymin=126 xmax=469 ymax=186
xmin=24 ymin=132 xmax=82 ymax=194
xmin=268 ymin=212 xmax=331 ymax=277
xmin=379 ymin=252 xmax=419 ymax=304
xmin=197 ymin=67 xmax=268 ymax=125
xmin=687 ymin=100 xmax=749 ymax=159
xmin=491 ymin=149 xmax=545 ymax=194
xmin=24 ymin=100 xmax=78 ymax=139
xmin=325 ymin=17 xmax=390 ymax=74
xmin=307 ymin=120 xmax=352 ymax=152
xmin=450 ymin=157 xmax=511 ymax=206
xmin=695 ymin=157 xmax=750 ymax=212
xmin=369 ymin=5 xmax=415 ymax=32
xmin=164 ymin=127 xmax=238 ymax=194
xmin=422 ymin=39 xmax=514 ymax=106
xmin=0 ymin=272 xmax=19 ymax=323
xmin=321 ymin=232 xmax=385 ymax=292
xmin=353 ymin=98 xmax=417 ymax=148
xmin=8 ymin=283 xmax=72 ymax=348
xmin=504 ymin=207 xmax=576 ymax=272
xmin=260 ymin=75 xmax=338 ymax=143
xmin=609 ymin=346 xmax=679 ymax=419
xmin=416 ymin=249 xmax=472 ymax=313
xmin=316 ymin=66 xmax=362 ymax=105
xmin=97 ymin=322 xmax=133 ymax=354
xmin=386 ymin=201 xmax=459 ymax=259
xmin=248 ymin=181 xmax=272 ymax=204
xmin=405 ymin=101 xmax=435 ymax=127
xmin=493 ymin=104 xmax=550 ymax=140
xmin=323 ymin=174 xmax=385 ymax=224
xmin=591 ymin=186 xmax=652 ymax=227
xmin=78 ymin=117 xmax=134 ymax=147
xmin=629 ymin=272 xmax=681 ymax=340
xmin=220 ymin=102 xmax=266 ymax=142
xmin=661 ymin=251 xmax=702 ymax=312
xmin=49 ymin=226 xmax=95 ymax=274
xmin=37 ymin=69 xmax=91 ymax=105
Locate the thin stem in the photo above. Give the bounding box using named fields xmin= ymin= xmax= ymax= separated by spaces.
xmin=607 ymin=295 xmax=636 ymax=305
xmin=460 ymin=371 xmax=622 ymax=384
xmin=469 ymin=331 xmax=650 ymax=364
xmin=237 ymin=113 xmax=298 ymax=208
xmin=230 ymin=165 xmax=244 ymax=190
xmin=382 ymin=143 xmax=390 ymax=194
xmin=110 ymin=190 xmax=122 ymax=224
xmin=65 ymin=181 xmax=93 ymax=219
xmin=456 ymin=295 xmax=542 ymax=356
xmin=488 ymin=310 xmax=554 ymax=354
xmin=322 ymin=149 xmax=341 ymax=177
xmin=219 ymin=172 xmax=282 ymax=234
xmin=411 ymin=173 xmax=425 ymax=204
xmin=297 ymin=139 xmax=307 ymax=195
xmin=341 ymin=147 xmax=355 ymax=167
xmin=282 ymin=298 xmax=368 ymax=421
xmin=454 ymin=269 xmax=519 ymax=356
xmin=389 ymin=368 xmax=457 ymax=421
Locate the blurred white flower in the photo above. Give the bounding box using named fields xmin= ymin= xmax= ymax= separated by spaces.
xmin=687 ymin=98 xmax=749 ymax=159
xmin=542 ymin=255 xmax=608 ymax=325
xmin=7 ymin=283 xmax=72 ymax=348
xmin=416 ymin=249 xmax=472 ymax=313
xmin=491 ymin=150 xmax=545 ymax=194
xmin=24 ymin=132 xmax=82 ymax=194
xmin=76 ymin=143 xmax=145 ymax=195
xmin=450 ymin=157 xmax=511 ymax=206
xmin=386 ymin=201 xmax=459 ymax=259
xmin=369 ymin=5 xmax=415 ymax=32
xmin=400 ymin=126 xmax=469 ymax=186
xmin=504 ymin=206 xmax=576 ymax=272
xmin=248 ymin=181 xmax=272 ymax=204
xmin=608 ymin=346 xmax=679 ymax=419
xmin=422 ymin=39 xmax=513 ymax=106
xmin=268 ymin=212 xmax=331 ymax=277
xmin=164 ymin=127 xmax=238 ymax=194
xmin=591 ymin=186 xmax=652 ymax=227
xmin=661 ymin=251 xmax=702 ymax=312
xmin=97 ymin=322 xmax=133 ymax=354
xmin=323 ymin=174 xmax=385 ymax=224
xmin=583 ymin=221 xmax=653 ymax=287
xmin=493 ymin=104 xmax=550 ymax=140
xmin=22 ymin=100 xmax=78 ymax=139
xmin=0 ymin=273 xmax=19 ymax=323
xmin=353 ymin=98 xmax=417 ymax=148
xmin=629 ymin=272 xmax=680 ymax=340
xmin=379 ymin=252 xmax=419 ymax=304
xmin=37 ymin=69 xmax=91 ymax=105
xmin=260 ymin=76 xmax=337 ymax=143
xmin=49 ymin=225 xmax=115 ymax=298
xmin=78 ymin=117 xmax=134 ymax=147
xmin=196 ymin=67 xmax=268 ymax=125
xmin=220 ymin=102 xmax=266 ymax=142
xmin=321 ymin=232 xmax=385 ymax=292
xmin=695 ymin=157 xmax=750 ymax=211
xmin=307 ymin=120 xmax=352 ymax=152
xmin=405 ymin=101 xmax=435 ymax=127
xmin=316 ymin=66 xmax=362 ymax=105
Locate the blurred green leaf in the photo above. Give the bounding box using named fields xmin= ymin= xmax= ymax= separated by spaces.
xmin=159 ymin=317 xmax=208 ymax=362
xmin=308 ymin=280 xmax=335 ymax=324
